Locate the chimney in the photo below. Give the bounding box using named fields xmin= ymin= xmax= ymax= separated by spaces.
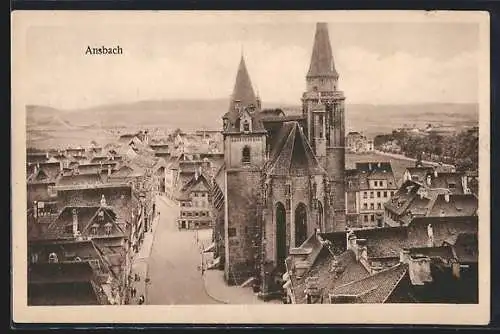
xmin=368 ymin=163 xmax=372 ymax=171
xmin=434 ymin=170 xmax=438 ymax=178
xmin=108 ymin=165 xmax=112 ymax=176
xmin=72 ymin=208 xmax=79 ymax=237
xmin=426 ymin=175 xmax=432 ymax=186
xmin=400 ymin=248 xmax=411 ymax=264
xmin=444 ymin=193 xmax=450 ymax=203
xmin=408 ymin=255 xmax=433 ymax=285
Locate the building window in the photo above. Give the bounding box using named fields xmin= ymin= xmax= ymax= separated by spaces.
xmin=391 ymin=191 xmax=395 ymax=196
xmin=195 ymin=212 xmax=199 ymax=217
xmin=377 ymin=203 xmax=382 ymax=210
xmin=242 ymin=146 xmax=251 ymax=164
xmin=31 ymin=253 xmax=38 ymax=264
xmin=228 ymin=228 xmax=237 ymax=237
xmin=374 ymin=181 xmax=378 ymax=187
xmin=370 ymin=192 xmax=374 ymax=198
xmin=105 ymin=224 xmax=112 ymax=235
xmin=363 ymin=192 xmax=367 ymax=199
xmin=91 ymin=226 xmax=98 ymax=235
xmin=363 ymin=203 xmax=367 ymax=210
xmin=364 ymin=215 xmax=368 ymax=222
xmin=377 ymin=191 xmax=381 ymax=198
xmin=371 ymin=215 xmax=375 ymax=222
xmin=243 ymin=120 xmax=250 ymax=132
xmin=370 ymin=203 xmax=374 ymax=210
xmin=384 ymin=191 xmax=387 ymax=198
xmin=449 ymin=183 xmax=456 ymax=189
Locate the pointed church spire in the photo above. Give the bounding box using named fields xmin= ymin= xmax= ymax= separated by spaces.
xmin=307 ymin=22 xmax=338 ymax=78
xmin=229 ymin=54 xmax=257 ymax=111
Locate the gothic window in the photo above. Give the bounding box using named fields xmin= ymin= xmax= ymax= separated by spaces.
xmin=243 ymin=120 xmax=250 ymax=132
xmin=242 ymin=146 xmax=251 ymax=164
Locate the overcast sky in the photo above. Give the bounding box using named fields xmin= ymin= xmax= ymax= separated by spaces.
xmin=23 ymin=13 xmax=480 ymax=109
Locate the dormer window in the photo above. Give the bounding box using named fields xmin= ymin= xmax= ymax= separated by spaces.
xmin=48 ymin=252 xmax=58 ymax=263
xmin=242 ymin=146 xmax=251 ymax=164
xmin=243 ymin=120 xmax=250 ymax=132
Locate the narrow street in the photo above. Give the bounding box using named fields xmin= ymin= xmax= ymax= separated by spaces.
xmin=146 ymin=197 xmax=219 ymax=305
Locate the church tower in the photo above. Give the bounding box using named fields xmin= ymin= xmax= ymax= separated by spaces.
xmin=302 ymin=22 xmax=346 ymax=232
xmin=222 ymin=55 xmax=267 ymax=284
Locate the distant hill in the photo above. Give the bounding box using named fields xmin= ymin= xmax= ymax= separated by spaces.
xmin=26 ymin=100 xmax=478 ymax=149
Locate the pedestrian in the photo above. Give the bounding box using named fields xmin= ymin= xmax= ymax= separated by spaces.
xmin=131 ymin=287 xmax=136 ymax=298
xmin=138 ymin=295 xmax=145 ymax=305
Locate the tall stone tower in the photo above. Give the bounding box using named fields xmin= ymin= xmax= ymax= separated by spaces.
xmin=222 ymin=55 xmax=267 ymax=284
xmin=302 ymin=22 xmax=346 ymax=232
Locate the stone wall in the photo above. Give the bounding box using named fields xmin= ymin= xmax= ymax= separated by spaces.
xmin=224 ymin=170 xmax=262 ymax=285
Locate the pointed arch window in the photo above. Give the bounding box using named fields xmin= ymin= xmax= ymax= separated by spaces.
xmin=242 ymin=146 xmax=251 ymax=164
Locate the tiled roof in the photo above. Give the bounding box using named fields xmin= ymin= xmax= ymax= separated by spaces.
xmin=350 ymin=216 xmax=478 ymax=258
xmin=58 ymin=173 xmax=103 ymax=186
xmin=265 ymin=121 xmax=325 ymax=176
xmin=427 ymin=194 xmax=477 ymax=217
xmin=292 ymin=249 xmax=370 ymax=304
xmin=330 ymin=263 xmax=408 ymax=303
xmin=39 ymin=206 xmax=121 ymax=241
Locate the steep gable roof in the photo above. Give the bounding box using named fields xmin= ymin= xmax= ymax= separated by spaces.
xmin=329 ymin=263 xmax=408 ymax=303
xmin=266 ymin=121 xmax=325 ymax=176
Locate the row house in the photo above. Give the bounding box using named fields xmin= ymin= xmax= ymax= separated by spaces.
xmin=345 ymin=162 xmax=398 ymax=229
xmin=282 ymin=215 xmax=478 ymax=304
xmin=176 ymin=171 xmax=214 ymax=230
xmin=345 ymin=132 xmax=374 ymax=153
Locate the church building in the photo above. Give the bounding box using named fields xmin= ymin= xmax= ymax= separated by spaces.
xmin=213 ymin=22 xmax=347 ymax=297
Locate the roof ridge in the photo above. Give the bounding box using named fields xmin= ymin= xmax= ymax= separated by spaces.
xmin=287 ymin=125 xmax=297 ymax=174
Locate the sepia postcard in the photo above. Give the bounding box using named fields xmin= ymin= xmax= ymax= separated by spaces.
xmin=11 ymin=10 xmax=490 ymax=325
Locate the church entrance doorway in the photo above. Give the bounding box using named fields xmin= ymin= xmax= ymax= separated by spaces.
xmin=295 ymin=202 xmax=308 ymax=247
